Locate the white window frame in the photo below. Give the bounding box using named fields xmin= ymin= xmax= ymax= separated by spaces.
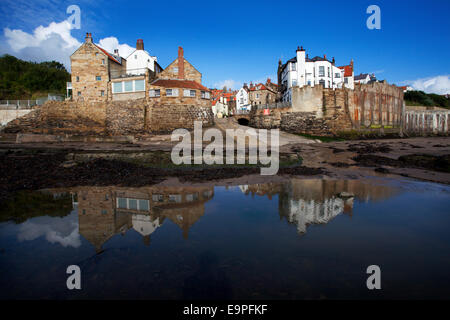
xmin=112 ymin=79 xmax=146 ymax=94
xmin=116 ymin=197 xmax=150 ymax=211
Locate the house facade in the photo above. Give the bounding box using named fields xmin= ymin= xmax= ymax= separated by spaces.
xmin=277 ymin=46 xmax=354 ymax=103
xmin=125 ymin=39 xmax=163 ymax=78
xmin=70 ymin=33 xmax=127 ymax=102
xmin=147 ymin=47 xmax=211 ymax=107
xmin=236 ymin=85 xmax=250 ymax=111
xmin=248 ymin=79 xmax=277 ymax=106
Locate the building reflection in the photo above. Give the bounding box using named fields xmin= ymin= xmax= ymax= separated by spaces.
xmin=74 ymin=186 xmax=214 ymax=251
xmin=240 ymin=179 xmax=399 ymax=236
xmin=34 ymin=178 xmax=400 ymax=250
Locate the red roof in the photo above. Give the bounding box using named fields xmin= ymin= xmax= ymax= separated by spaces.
xmin=338 ymin=65 xmax=353 ymax=77
xmin=151 ymin=79 xmax=210 ymax=91
xmin=94 ymin=44 xmax=121 ymax=64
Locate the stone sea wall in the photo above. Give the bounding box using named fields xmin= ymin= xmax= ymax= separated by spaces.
xmin=2 ymin=99 xmax=214 ymax=136
xmin=249 ymin=82 xmax=405 ymax=137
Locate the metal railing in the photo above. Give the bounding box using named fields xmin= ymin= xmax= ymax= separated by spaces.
xmin=110 ymin=67 xmax=149 ymax=79
xmin=234 ymin=109 xmax=251 ymax=115
xmin=0 ymin=95 xmax=64 ymax=109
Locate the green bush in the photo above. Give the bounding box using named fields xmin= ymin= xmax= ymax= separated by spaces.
xmin=0 ymin=54 xmax=71 ymax=99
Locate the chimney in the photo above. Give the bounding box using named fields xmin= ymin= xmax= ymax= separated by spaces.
xmin=178 ymin=46 xmax=184 ymax=79
xmin=324 ymin=54 xmax=327 ymax=60
xmin=85 ymin=32 xmax=92 ymax=43
xmin=350 ymin=59 xmax=354 ymax=71
xmin=332 ymin=57 xmax=335 ymax=64
xmin=114 ymin=49 xmax=119 ymax=55
xmin=267 ymin=78 xmax=271 ymax=84
xmin=136 ymin=39 xmax=144 ymax=50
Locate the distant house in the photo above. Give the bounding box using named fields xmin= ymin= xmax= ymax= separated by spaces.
xmin=354 ymin=73 xmax=376 ymax=84
xmin=248 ymin=79 xmax=277 ymax=106
xmin=147 ymin=47 xmax=211 ymax=107
xmin=70 ymin=32 xmax=127 ymax=101
xmin=236 ymin=85 xmax=250 ymax=111
xmin=125 ymin=39 xmax=163 ymax=79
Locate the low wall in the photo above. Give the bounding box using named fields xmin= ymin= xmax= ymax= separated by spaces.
xmin=147 ymin=104 xmax=214 ymax=133
xmin=0 ymin=109 xmax=32 ymax=126
xmin=404 ymin=110 xmax=449 ymax=135
xmin=2 ymin=99 xmax=214 ymax=136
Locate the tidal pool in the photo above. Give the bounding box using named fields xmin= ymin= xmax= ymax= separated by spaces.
xmin=0 ymin=177 xmax=449 ymax=299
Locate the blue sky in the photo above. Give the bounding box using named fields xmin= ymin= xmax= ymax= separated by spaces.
xmin=1 ymin=0 xmax=449 ymax=93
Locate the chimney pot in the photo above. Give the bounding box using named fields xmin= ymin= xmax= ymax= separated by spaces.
xmin=85 ymin=32 xmax=92 ymax=43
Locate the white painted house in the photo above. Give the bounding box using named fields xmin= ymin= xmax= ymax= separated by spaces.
xmin=278 ymin=46 xmax=355 ymax=102
xmin=126 ymin=39 xmax=163 ymax=76
xmin=236 ymin=86 xmax=250 ymax=111
xmin=354 ymin=73 xmax=376 ymax=84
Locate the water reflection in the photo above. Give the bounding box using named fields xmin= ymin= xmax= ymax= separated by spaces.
xmin=75 ymin=186 xmax=214 ymax=252
xmin=3 ymin=177 xmax=449 ymax=299
xmin=240 ymin=180 xmax=400 ymax=235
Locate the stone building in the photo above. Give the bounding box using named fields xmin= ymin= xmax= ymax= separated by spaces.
xmin=248 ymin=79 xmax=277 ymax=107
xmin=70 ymin=33 xmax=127 ymax=102
xmin=147 ymin=46 xmax=211 ymax=107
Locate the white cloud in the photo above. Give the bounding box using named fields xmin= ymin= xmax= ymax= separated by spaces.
xmin=96 ymin=37 xmax=135 ymax=59
xmin=17 ymin=211 xmax=82 ymax=248
xmin=214 ymin=79 xmax=239 ymax=90
xmin=2 ymin=19 xmax=134 ymax=71
xmin=404 ymin=75 xmax=450 ymax=95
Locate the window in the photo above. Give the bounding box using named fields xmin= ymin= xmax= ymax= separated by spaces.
xmin=201 ymin=91 xmax=210 ymax=99
xmin=190 ymin=90 xmax=196 ymax=97
xmin=291 ymin=63 xmax=296 ymax=71
xmin=319 ymin=80 xmax=325 ymax=87
xmin=117 ymin=197 xmax=150 ymax=211
xmin=152 ymin=194 xmax=163 ymax=202
xmin=138 ymin=200 xmax=149 ymax=211
xmin=173 ymin=67 xmax=178 ymax=73
xmin=307 ymin=81 xmax=311 ymax=86
xmin=95 ymin=52 xmax=99 ymax=56
xmin=102 ymin=59 xmax=105 ymax=65
xmin=124 ymin=81 xmax=133 ymax=92
xmin=96 ymin=76 xmax=101 ymax=81
xmin=76 ymin=76 xmax=79 ymax=82
xmin=113 ymin=82 xmax=122 ymax=93
xmin=101 ymin=210 xmax=107 ymax=215
xmin=328 ymin=67 xmax=330 ymax=77
xmin=100 ymin=90 xmax=104 ymax=96
xmin=134 ymin=79 xmax=145 ymax=91
xmin=335 ymin=73 xmax=340 ymax=78
xmin=292 ymin=79 xmax=297 ymax=87
xmin=118 ymin=198 xmax=127 ymax=209
xmin=166 ymin=89 xmax=173 ymax=96
xmin=166 ymin=88 xmax=178 ymax=96
xmin=77 ymin=91 xmax=81 ymax=96
xmin=129 ymin=199 xmax=138 ymax=210
xmin=319 ymin=66 xmax=325 ymax=77
xmin=134 ymin=55 xmax=137 ymax=59
xmin=344 ymin=78 xmax=348 ymax=84
xmin=169 ymin=194 xmax=182 ymax=203
xmin=256 ymin=93 xmax=260 ymax=99
xmin=149 ymin=89 xmax=160 ymax=97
